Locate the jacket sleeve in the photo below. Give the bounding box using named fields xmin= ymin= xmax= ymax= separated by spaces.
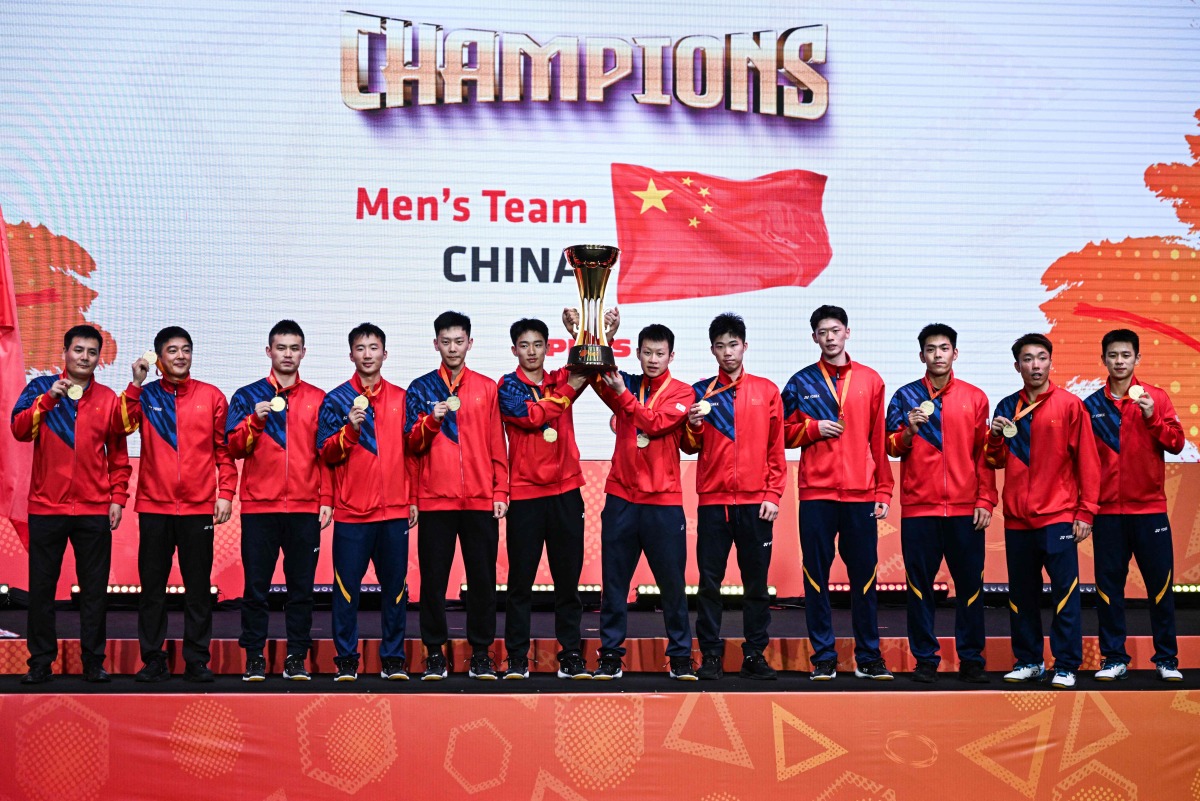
xmin=1146 ymin=390 xmax=1186 ymax=455
xmin=498 ymin=369 xmax=582 ymax=431
xmin=116 ymin=383 xmax=143 ymax=435
xmin=781 ymin=377 xmax=822 ymax=448
xmin=106 ymin=421 xmax=132 ymax=507
xmin=225 ymin=389 xmax=263 ymax=459
xmin=610 ymin=380 xmax=689 ymax=436
xmin=212 ymin=391 xmax=237 ymax=502
xmin=885 ymin=390 xmax=913 ymax=458
xmin=973 ymin=395 xmax=998 ymax=512
xmin=679 ymin=383 xmax=703 ymax=455
xmin=317 ymin=395 xmax=358 ymax=465
xmin=489 ymin=386 xmax=510 ymax=505
xmin=764 ymin=386 xmax=787 ymax=506
xmin=1070 ymin=400 xmax=1101 ymax=524
xmin=870 ymin=379 xmax=895 ymax=504
xmin=403 ymin=384 xmax=441 ymax=455
xmin=9 ymin=382 xmax=53 ymax=442
xmin=984 ymin=401 xmax=1007 ymax=469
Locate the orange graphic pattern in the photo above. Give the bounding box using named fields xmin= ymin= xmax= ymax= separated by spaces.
xmin=1043 ymin=108 xmax=1200 ymax=449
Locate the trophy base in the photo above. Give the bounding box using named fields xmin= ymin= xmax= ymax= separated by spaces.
xmin=567 ymin=344 xmax=616 ymax=374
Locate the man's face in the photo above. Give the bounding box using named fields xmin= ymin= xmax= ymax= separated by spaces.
xmin=1015 ymin=345 xmax=1051 ymax=388
xmin=267 ymin=334 xmax=305 ymax=377
xmin=350 ymin=335 xmax=386 ymax=376
xmin=159 ymin=337 xmax=192 ymax=381
xmin=1102 ymin=341 xmax=1140 ymax=382
xmin=811 ymin=318 xmax=849 ymax=360
xmin=435 ymin=326 xmax=472 ymax=370
xmin=711 ymin=334 xmax=746 ymax=375
xmin=512 ymin=330 xmax=546 ymax=374
xmin=919 ymin=335 xmax=957 ymax=378
xmin=639 ymin=339 xmax=674 ymax=378
xmin=62 ymin=337 xmax=100 ymax=382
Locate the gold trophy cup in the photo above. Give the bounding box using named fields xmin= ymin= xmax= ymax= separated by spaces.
xmin=565 ymin=244 xmax=619 ymax=374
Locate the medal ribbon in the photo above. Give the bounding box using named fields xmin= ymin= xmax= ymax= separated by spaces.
xmin=439 ymin=365 xmax=465 ymax=401
xmin=635 ymin=374 xmax=673 ymax=441
xmin=268 ymin=370 xmax=301 ymax=397
xmin=925 ymin=373 xmax=952 ymax=403
xmin=818 ymin=361 xmax=852 ymax=419
xmin=1012 ymin=396 xmax=1043 ymax=425
xmin=526 ymin=378 xmax=554 ymax=437
xmin=702 ymin=372 xmax=743 ymax=401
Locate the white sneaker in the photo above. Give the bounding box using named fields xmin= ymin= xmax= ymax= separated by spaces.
xmin=1156 ymin=661 xmax=1184 ymax=682
xmin=1050 ymin=669 xmax=1076 ymax=689
xmin=1094 ymin=660 xmax=1128 ymax=681
xmin=1003 ymin=662 xmax=1045 ymax=682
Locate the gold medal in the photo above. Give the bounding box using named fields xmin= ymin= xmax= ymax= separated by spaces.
xmin=697 ymin=399 xmax=712 ymax=416
xmin=446 ymin=396 xmax=461 ymax=412
xmin=352 ymin=394 xmax=369 ymax=410
xmin=269 ymin=396 xmax=286 ymax=413
xmin=919 ymin=400 xmax=935 ymax=415
xmin=636 ymin=433 xmax=650 ymax=448
xmin=1127 ymin=384 xmax=1145 ymax=401
xmin=141 ymin=350 xmax=157 ymax=365
xmin=543 ymin=428 xmax=558 ymax=443
xmin=1002 ymin=423 xmax=1018 ymax=438
xmin=67 ymin=384 xmax=83 ymax=401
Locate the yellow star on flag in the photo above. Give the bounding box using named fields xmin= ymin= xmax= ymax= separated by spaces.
xmin=698 ymin=186 xmax=711 ymax=197
xmin=681 ymin=177 xmax=694 ymax=186
xmin=688 ymin=217 xmax=700 ymax=228
xmin=632 ymin=179 xmax=673 ymax=213
xmin=702 ymin=203 xmax=713 ymax=214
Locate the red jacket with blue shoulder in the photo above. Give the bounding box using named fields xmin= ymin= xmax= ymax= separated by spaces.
xmin=595 ymin=370 xmax=692 ymax=506
xmin=497 ymin=366 xmax=585 ymax=501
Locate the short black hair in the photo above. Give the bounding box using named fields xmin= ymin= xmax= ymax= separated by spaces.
xmin=638 ymin=323 xmax=675 ymax=352
xmin=269 ymin=319 xmax=305 ymax=346
xmin=154 ymin=326 xmax=192 ymax=354
xmin=63 ymin=324 xmax=103 ymax=351
xmin=809 ymin=305 xmax=848 ymax=331
xmin=708 ymin=313 xmax=746 ymax=344
xmin=1101 ymin=328 xmax=1140 ymax=356
xmin=435 ymin=311 xmax=472 ymax=337
xmin=918 ymin=323 xmax=958 ymax=349
xmin=348 ymin=322 xmax=386 ymax=350
xmin=510 ymin=318 xmax=549 ymax=345
xmin=1011 ymin=333 xmax=1053 ymax=361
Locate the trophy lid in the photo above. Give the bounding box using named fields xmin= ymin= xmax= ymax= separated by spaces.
xmin=564 ymin=244 xmax=620 ymax=268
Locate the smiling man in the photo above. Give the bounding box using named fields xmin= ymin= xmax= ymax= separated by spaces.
xmin=11 ymin=325 xmax=131 ymax=685
xmin=119 ymin=326 xmax=237 ymax=683
xmin=1084 ymin=329 xmax=1186 ymax=682
xmin=986 ymin=333 xmax=1100 ymax=689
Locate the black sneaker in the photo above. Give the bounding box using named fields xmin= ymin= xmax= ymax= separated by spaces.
xmin=21 ymin=664 xmax=53 ymax=685
xmin=185 ymin=662 xmax=215 ymax=683
xmin=381 ymin=658 xmax=409 ymax=680
xmin=243 ymin=654 xmax=267 ymax=682
xmin=82 ymin=664 xmax=112 ymax=684
xmin=912 ymin=661 xmax=938 ymax=684
xmin=958 ymin=661 xmax=990 ymax=684
xmin=739 ymin=652 xmax=778 ymax=680
xmin=854 ymin=659 xmax=894 ymax=680
xmin=810 ymin=659 xmax=837 ymax=681
xmin=504 ymin=655 xmax=529 ymax=680
xmin=469 ymin=652 xmax=498 ymax=680
xmin=283 ymin=655 xmax=311 ymax=681
xmin=135 ymin=658 xmax=170 ymax=683
xmin=333 ymin=656 xmax=359 ymax=682
xmin=556 ymin=652 xmax=592 ymax=680
xmin=423 ymin=650 xmax=448 ymax=681
xmin=593 ymin=653 xmax=623 ymax=680
xmin=669 ymin=656 xmax=699 ymax=681
xmin=697 ymin=653 xmax=724 ymax=680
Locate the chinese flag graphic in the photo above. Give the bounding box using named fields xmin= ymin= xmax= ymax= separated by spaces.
xmin=611 ymin=163 xmax=832 ymax=303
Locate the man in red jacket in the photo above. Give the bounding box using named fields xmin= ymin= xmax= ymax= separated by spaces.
xmin=497 ymin=317 xmax=591 ymax=680
xmin=227 ymin=320 xmax=333 ymax=682
xmin=119 ymin=326 xmax=237 ymax=683
xmin=986 ymin=333 xmax=1100 ymax=689
xmin=593 ymin=323 xmax=697 ymax=680
xmin=406 ymin=311 xmax=509 ymax=681
xmin=10 ymin=325 xmax=131 ymax=684
xmin=886 ymin=323 xmax=997 ymax=684
xmin=317 ymin=322 xmax=416 ymax=682
xmin=783 ymin=305 xmax=894 ymax=681
xmin=1085 ymin=329 xmax=1186 ymax=682
xmin=682 ymin=313 xmax=785 ymax=681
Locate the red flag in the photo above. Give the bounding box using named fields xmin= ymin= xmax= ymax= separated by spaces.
xmin=611 ymin=163 xmax=832 ymax=304
xmin=0 ymin=206 xmax=31 ymax=549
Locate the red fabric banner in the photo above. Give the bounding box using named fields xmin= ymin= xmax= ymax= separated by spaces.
xmin=0 ymin=206 xmax=31 ymax=549
xmin=611 ymin=163 xmax=832 ymax=303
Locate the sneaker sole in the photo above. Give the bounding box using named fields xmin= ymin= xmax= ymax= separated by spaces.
xmin=1051 ymin=682 xmax=1076 ymax=689
xmin=242 ymin=675 xmax=266 ymax=682
xmin=1094 ymin=673 xmax=1128 ymax=682
xmin=854 ymin=672 xmax=894 ymax=680
xmin=670 ymin=674 xmax=699 ymax=681
xmin=809 ymin=674 xmax=836 ymax=681
xmin=282 ymin=674 xmax=311 ymax=681
xmin=333 ymin=675 xmax=358 ymax=682
xmin=557 ymin=671 xmax=593 ymax=679
xmin=1158 ymin=675 xmax=1184 ymax=682
xmin=503 ymin=673 xmax=528 ymax=680
xmin=470 ymin=673 xmax=499 ymax=680
xmin=422 ymin=674 xmax=447 ymax=681
xmin=592 ymin=672 xmax=622 ymax=680
xmin=1003 ymin=674 xmax=1043 ymax=682
xmin=382 ymin=673 xmax=410 ymax=681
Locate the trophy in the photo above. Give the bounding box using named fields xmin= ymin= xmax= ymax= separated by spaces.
xmin=565 ymin=244 xmax=619 ymax=374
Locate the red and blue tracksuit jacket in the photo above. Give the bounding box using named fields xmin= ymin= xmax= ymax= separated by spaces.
xmin=680 ymin=371 xmax=787 ymax=507
xmin=119 ymin=377 xmax=237 ymax=514
xmin=1083 ymin=377 xmax=1185 ymax=515
xmin=404 ymin=365 xmax=509 ymax=512
xmin=226 ymin=372 xmax=332 ymax=514
xmin=984 ymin=382 xmax=1101 ymax=529
xmin=11 ymin=375 xmax=131 ymax=515
xmin=595 ymin=370 xmax=693 ymax=506
xmin=885 ymin=373 xmax=997 ymax=517
xmin=497 ymin=366 xmax=585 ymax=501
xmin=316 ymin=374 xmax=414 ymax=524
xmin=782 ymin=358 xmax=894 ymax=504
